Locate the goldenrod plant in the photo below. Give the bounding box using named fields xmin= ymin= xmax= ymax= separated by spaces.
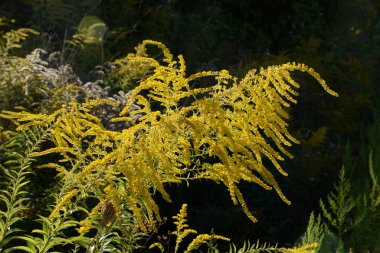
xmin=0 ymin=127 xmax=50 ymax=250
xmin=2 ymin=0 xmax=380 ymax=251
xmin=150 ymin=204 xmax=230 ymax=253
xmin=1 ymin=40 xmax=338 ymax=228
xmin=0 ymin=40 xmax=338 ymax=251
xmin=150 ymin=204 xmax=317 ymax=253
xmin=112 ymin=41 xmax=154 ymax=90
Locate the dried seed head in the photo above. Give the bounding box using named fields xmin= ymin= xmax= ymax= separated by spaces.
xmin=101 ymin=200 xmax=116 ymax=227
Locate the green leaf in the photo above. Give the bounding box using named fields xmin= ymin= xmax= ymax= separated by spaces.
xmin=31 ymin=229 xmax=49 ymax=237
xmin=10 ymin=245 xmax=36 ymax=253
xmin=15 ymin=235 xmax=39 ymax=245
xmin=69 ymin=236 xmax=92 ymax=248
xmin=57 ymin=220 xmax=78 ymax=231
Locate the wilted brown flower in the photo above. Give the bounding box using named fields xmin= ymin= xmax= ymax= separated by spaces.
xmin=101 ymin=200 xmax=116 ymax=227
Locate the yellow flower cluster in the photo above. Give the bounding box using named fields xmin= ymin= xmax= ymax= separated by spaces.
xmin=150 ymin=204 xmax=230 ymax=253
xmin=282 ymin=243 xmax=318 ymax=253
xmin=0 ymin=40 xmax=338 ymax=231
xmin=185 ymin=234 xmax=230 ymax=253
xmin=172 ymin=204 xmax=197 ymax=252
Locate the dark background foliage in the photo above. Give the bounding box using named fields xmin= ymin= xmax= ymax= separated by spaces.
xmin=1 ymin=0 xmax=380 ymax=248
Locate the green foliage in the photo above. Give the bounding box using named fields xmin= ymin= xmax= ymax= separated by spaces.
xmin=319 ymin=168 xmax=364 ymax=236
xmin=310 ymin=120 xmax=380 ymax=252
xmin=369 ymin=151 xmax=380 ymax=209
xmin=0 ymin=130 xmax=143 ymax=252
xmin=295 ymin=212 xmax=344 ymax=253
xmin=344 ymin=149 xmax=380 ymax=252
xmin=228 ymin=240 xmax=317 ymax=253
xmin=13 ymin=213 xmax=82 ymax=253
xmin=0 ymin=132 xmax=29 ymax=250
xmin=82 ymin=198 xmax=146 ymax=252
xmin=0 ymin=127 xmax=50 ymax=250
xmin=295 ymin=212 xmax=324 ymax=252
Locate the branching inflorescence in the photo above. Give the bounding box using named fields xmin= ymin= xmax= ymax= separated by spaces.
xmin=1 ymin=40 xmax=338 ymax=233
